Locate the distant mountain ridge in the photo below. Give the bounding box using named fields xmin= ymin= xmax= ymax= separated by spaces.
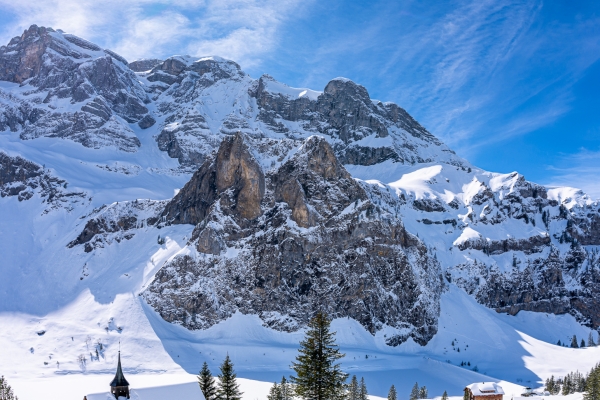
xmin=1 ymin=25 xmax=599 ymax=345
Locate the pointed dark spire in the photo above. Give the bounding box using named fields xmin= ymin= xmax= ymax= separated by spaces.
xmin=110 ymin=351 xmax=130 ymax=387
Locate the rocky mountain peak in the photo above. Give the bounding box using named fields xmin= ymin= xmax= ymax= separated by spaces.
xmin=0 ymin=25 xmax=131 ymax=85
xmin=1 ymin=25 xmax=59 ymax=84
xmin=215 ymin=132 xmax=265 ymax=220
xmin=0 ymin=25 xmax=154 ymax=151
xmin=272 ymin=136 xmax=358 ymax=228
xmin=147 ymin=55 xmax=244 ymax=87
xmin=160 ymin=132 xmax=264 ymax=226
xmin=128 ymin=58 xmax=163 ymax=72
xmin=323 ymin=77 xmax=371 ymax=101
xmin=294 ymin=135 xmax=351 ymax=180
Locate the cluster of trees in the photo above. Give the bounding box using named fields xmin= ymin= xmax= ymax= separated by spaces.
xmin=556 ymin=333 xmax=597 ymax=348
xmin=545 ymin=371 xmax=586 ymax=395
xmin=197 ymin=356 xmax=243 ymax=400
xmin=544 ymin=363 xmax=600 ymax=400
xmin=585 ymin=363 xmax=600 ymax=400
xmin=199 ymin=312 xmax=449 ymax=400
xmin=409 ymin=383 xmax=428 ymax=400
xmin=0 ymin=376 xmax=18 ymax=400
xmin=267 ymin=377 xmax=294 ymax=400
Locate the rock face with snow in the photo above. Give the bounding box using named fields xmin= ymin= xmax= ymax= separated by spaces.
xmin=0 ymin=152 xmax=85 ymax=210
xmin=133 ymin=55 xmax=466 ymax=169
xmin=0 ymin=25 xmax=152 ymax=151
xmin=144 ymin=133 xmax=443 ymax=345
xmin=2 ymin=25 xmax=600 ymax=346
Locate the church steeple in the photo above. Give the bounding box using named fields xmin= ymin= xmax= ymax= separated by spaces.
xmin=110 ymin=351 xmax=130 ymax=399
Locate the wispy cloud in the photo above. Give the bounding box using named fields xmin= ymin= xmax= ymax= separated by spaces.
xmin=0 ymin=0 xmax=308 ymax=68
xmin=544 ymin=148 xmax=600 ymax=200
xmin=288 ymin=0 xmax=600 ymax=161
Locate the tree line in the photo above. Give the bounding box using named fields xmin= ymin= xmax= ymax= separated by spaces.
xmin=544 ymin=363 xmax=600 ymax=400
xmin=556 ymin=332 xmax=597 ymax=348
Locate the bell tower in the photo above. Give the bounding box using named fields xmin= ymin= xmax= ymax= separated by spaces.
xmin=109 ymin=351 xmax=130 ymax=399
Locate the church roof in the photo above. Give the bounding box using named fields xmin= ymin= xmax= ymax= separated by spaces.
xmin=110 ymin=352 xmax=130 ymax=387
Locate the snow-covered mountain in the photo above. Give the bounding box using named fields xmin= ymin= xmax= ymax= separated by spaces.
xmin=1 ymin=24 xmax=599 ymax=399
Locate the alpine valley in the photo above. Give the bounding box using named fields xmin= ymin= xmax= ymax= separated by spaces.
xmin=1 ymin=25 xmax=599 ymax=400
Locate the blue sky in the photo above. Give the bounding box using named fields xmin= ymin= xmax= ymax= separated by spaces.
xmin=1 ymin=0 xmax=599 ymax=197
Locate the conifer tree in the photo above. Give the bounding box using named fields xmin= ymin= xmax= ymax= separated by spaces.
xmin=217 ymin=354 xmax=243 ymax=400
xmin=348 ymin=376 xmax=360 ymax=400
xmin=198 ymin=361 xmax=218 ymax=400
xmin=582 ymin=339 xmax=586 ymax=348
xmin=442 ymin=391 xmax=448 ymax=400
xmin=419 ymin=386 xmax=428 ymax=399
xmin=563 ymin=375 xmax=572 ymax=396
xmin=290 ymin=312 xmax=347 ymax=400
xmin=572 ymin=335 xmax=579 ymax=348
xmin=410 ymin=383 xmax=420 ymax=400
xmin=268 ymin=382 xmax=282 ymax=400
xmin=359 ymin=377 xmax=368 ymax=400
xmin=280 ymin=376 xmax=293 ymax=400
xmin=545 ymin=376 xmax=556 ymax=394
xmin=388 ymin=385 xmax=397 ymax=400
xmin=589 ymin=332 xmax=597 ymax=347
xmin=584 ymin=363 xmax=600 ymax=400
xmin=463 ymin=388 xmax=470 ymax=400
xmin=0 ymin=376 xmax=18 ymax=400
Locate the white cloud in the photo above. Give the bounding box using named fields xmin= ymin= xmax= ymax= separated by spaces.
xmin=0 ymin=0 xmax=307 ymax=68
xmin=544 ymin=149 xmax=600 ymax=200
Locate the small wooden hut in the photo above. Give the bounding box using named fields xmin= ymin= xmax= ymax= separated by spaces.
xmin=464 ymin=382 xmax=504 ymax=400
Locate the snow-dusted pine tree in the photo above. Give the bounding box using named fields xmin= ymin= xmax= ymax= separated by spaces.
xmin=198 ymin=361 xmax=218 ymax=400
xmin=268 ymin=382 xmax=281 ymax=400
xmin=359 ymin=377 xmax=368 ymax=400
xmin=348 ymin=376 xmax=360 ymax=400
xmin=584 ymin=364 xmax=600 ymax=400
xmin=388 ymin=385 xmax=397 ymax=400
xmin=290 ymin=312 xmax=347 ymax=400
xmin=571 ymin=335 xmax=579 ymax=348
xmin=280 ymin=376 xmax=293 ymax=400
xmin=410 ymin=383 xmax=420 ymax=400
xmin=0 ymin=376 xmax=18 ymax=400
xmin=217 ymin=355 xmax=242 ymax=400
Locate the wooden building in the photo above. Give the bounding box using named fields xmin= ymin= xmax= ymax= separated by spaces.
xmin=110 ymin=351 xmax=130 ymax=399
xmin=464 ymin=382 xmax=504 ymax=400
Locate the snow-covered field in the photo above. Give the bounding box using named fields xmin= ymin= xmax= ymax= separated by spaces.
xmin=2 ymin=281 xmax=598 ymax=400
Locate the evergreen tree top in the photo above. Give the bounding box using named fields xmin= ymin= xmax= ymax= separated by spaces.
xmin=290 ymin=312 xmax=348 ymax=400
xmin=217 ymin=354 xmax=243 ymax=400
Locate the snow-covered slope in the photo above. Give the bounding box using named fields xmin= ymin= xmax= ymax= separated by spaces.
xmin=1 ymin=24 xmax=600 ymax=400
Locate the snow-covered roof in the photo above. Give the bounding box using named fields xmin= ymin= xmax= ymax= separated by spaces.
xmin=467 ymin=382 xmax=505 ymax=396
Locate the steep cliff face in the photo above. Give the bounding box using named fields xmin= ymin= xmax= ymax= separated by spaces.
xmin=144 ymin=133 xmax=443 ymax=345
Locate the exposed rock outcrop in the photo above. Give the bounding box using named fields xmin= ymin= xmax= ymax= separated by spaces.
xmin=0 ymin=152 xmax=85 ymax=210
xmin=144 ymin=134 xmax=443 ymax=345
xmin=68 ymin=200 xmax=166 ymax=252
